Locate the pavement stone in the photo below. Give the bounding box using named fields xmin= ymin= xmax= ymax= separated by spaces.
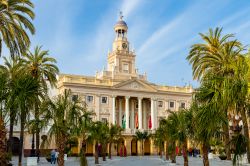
xmin=10 ymin=156 xmax=234 ymax=166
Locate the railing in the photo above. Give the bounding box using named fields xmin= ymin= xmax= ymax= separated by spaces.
xmin=121 ymin=129 xmax=155 ymax=135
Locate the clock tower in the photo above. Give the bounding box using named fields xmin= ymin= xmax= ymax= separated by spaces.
xmin=107 ymin=12 xmax=137 ymax=77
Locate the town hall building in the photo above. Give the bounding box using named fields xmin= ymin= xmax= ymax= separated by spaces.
xmin=57 ymin=14 xmax=193 ymax=156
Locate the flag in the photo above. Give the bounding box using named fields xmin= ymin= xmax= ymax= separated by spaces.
xmin=135 ymin=112 xmax=138 ymax=129
xmin=122 ymin=115 xmax=126 ymax=129
xmin=149 ymin=115 xmax=152 ymax=129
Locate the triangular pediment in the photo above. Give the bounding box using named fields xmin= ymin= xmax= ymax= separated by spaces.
xmin=113 ymin=79 xmax=157 ymax=92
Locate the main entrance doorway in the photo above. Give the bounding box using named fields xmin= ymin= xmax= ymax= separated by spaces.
xmin=131 ymin=138 xmax=137 ymax=156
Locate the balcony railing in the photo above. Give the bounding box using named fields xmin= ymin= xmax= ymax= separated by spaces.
xmin=121 ymin=129 xmax=155 ymax=135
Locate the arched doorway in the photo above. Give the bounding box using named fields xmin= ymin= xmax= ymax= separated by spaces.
xmin=131 ymin=138 xmax=137 ymax=156
xmin=86 ymin=143 xmax=94 ymax=156
xmin=7 ymin=137 xmax=20 ymax=155
xmin=144 ymin=138 xmax=150 ymax=155
xmin=116 ymin=138 xmax=125 ymax=156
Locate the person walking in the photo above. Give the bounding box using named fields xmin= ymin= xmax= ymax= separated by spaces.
xmin=51 ymin=149 xmax=56 ymax=164
xmin=55 ymin=149 xmax=59 ymax=163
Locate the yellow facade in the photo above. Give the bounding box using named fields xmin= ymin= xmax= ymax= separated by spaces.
xmin=57 ymin=14 xmax=193 ymax=156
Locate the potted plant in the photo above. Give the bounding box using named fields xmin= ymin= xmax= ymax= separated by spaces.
xmin=218 ymin=149 xmax=227 ymax=160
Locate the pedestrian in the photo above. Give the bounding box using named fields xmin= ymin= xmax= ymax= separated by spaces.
xmin=55 ymin=149 xmax=59 ymax=163
xmin=51 ymin=149 xmax=56 ymax=164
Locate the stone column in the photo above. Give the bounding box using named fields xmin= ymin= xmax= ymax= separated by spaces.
xmin=119 ymin=99 xmax=123 ymax=126
xmin=95 ymin=95 xmax=100 ymax=121
xmin=155 ymin=99 xmax=158 ymax=128
xmin=176 ymin=100 xmax=179 ymax=111
xmin=112 ymin=96 xmax=116 ymax=124
xmin=131 ymin=100 xmax=135 ymax=129
xmin=125 ymin=96 xmax=130 ymax=129
xmin=125 ymin=137 xmax=133 ymax=156
xmin=138 ymin=97 xmax=142 ymax=130
xmin=143 ymin=101 xmax=147 ymax=129
xmin=151 ymin=98 xmax=155 ymax=130
xmin=165 ymin=100 xmax=169 ymax=110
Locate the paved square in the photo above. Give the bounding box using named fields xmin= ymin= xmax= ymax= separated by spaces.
xmin=11 ymin=156 xmax=234 ymax=166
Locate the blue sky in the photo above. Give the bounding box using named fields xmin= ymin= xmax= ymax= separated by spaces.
xmin=4 ymin=0 xmax=250 ymax=87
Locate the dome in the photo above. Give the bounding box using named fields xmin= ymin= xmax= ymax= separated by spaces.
xmin=115 ymin=20 xmax=127 ymax=27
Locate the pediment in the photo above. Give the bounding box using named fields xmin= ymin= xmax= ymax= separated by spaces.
xmin=113 ymin=79 xmax=157 ymax=92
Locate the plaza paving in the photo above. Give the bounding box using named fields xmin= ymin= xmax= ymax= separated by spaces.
xmin=11 ymin=156 xmax=238 ymax=166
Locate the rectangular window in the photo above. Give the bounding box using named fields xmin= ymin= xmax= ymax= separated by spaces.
xmin=135 ymin=102 xmax=138 ymax=109
xmin=101 ymin=96 xmax=108 ymax=104
xmin=86 ymin=95 xmax=94 ymax=103
xmin=123 ymin=63 xmax=129 ymax=73
xmin=72 ymin=95 xmax=78 ymax=102
xmin=169 ymin=101 xmax=175 ymax=108
xmin=101 ymin=118 xmax=108 ymax=123
xmin=158 ymin=101 xmax=163 ymax=108
xmin=180 ymin=102 xmax=186 ymax=109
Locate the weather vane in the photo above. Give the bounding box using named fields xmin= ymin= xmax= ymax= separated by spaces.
xmin=119 ymin=11 xmax=124 ymax=20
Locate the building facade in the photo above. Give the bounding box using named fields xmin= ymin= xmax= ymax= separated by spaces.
xmin=57 ymin=15 xmax=193 ymax=156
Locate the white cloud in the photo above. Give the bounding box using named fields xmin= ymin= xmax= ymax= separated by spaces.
xmin=136 ymin=0 xmax=250 ymax=68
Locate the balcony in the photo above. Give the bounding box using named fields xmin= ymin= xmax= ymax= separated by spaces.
xmin=121 ymin=129 xmax=155 ymax=135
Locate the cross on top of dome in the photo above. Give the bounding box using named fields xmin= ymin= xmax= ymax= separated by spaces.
xmin=119 ymin=11 xmax=124 ymax=20
xmin=115 ymin=11 xmax=128 ymax=29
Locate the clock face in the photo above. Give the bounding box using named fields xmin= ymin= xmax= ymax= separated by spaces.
xmin=122 ymin=43 xmax=127 ymax=49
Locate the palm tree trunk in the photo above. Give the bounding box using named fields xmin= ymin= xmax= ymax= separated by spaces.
xmin=95 ymin=143 xmax=99 ymax=164
xmin=80 ymin=148 xmax=87 ymax=166
xmin=102 ymin=143 xmax=106 ymax=161
xmin=108 ymin=142 xmax=112 ymax=159
xmin=8 ymin=109 xmax=15 ymax=155
xmin=223 ymin=123 xmax=231 ymax=160
xmin=80 ymin=139 xmax=87 ymax=166
xmin=35 ymin=100 xmax=40 ymax=161
xmin=18 ymin=112 xmax=25 ymax=166
xmin=0 ymin=117 xmax=7 ymax=166
xmin=241 ymin=107 xmax=250 ymax=163
xmin=202 ymin=143 xmax=209 ymax=166
xmin=170 ymin=142 xmax=176 ymax=163
xmin=165 ymin=141 xmax=169 ymax=160
xmin=183 ymin=141 xmax=188 ymax=166
xmin=160 ymin=147 xmax=162 ymax=158
xmin=57 ymin=136 xmax=66 ymax=166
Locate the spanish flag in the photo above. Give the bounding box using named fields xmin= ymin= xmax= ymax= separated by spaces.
xmin=149 ymin=115 xmax=152 ymax=129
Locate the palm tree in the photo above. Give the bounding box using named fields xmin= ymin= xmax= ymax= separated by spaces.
xmin=187 ymin=28 xmax=243 ymax=160
xmin=0 ymin=71 xmax=9 ymax=165
xmin=165 ymin=109 xmax=193 ymax=166
xmin=192 ymin=75 xmax=229 ymax=166
xmin=23 ymin=46 xmax=59 ymax=159
xmin=11 ymin=72 xmax=44 ymax=166
xmin=135 ymin=131 xmax=150 ymax=156
xmin=107 ymin=124 xmax=123 ymax=159
xmin=187 ymin=27 xmax=240 ymax=80
xmin=162 ymin=116 xmax=177 ymax=163
xmin=0 ymin=0 xmax=35 ymax=57
xmin=158 ymin=118 xmax=170 ymax=161
xmin=100 ymin=123 xmax=109 ymax=161
xmin=154 ymin=126 xmax=165 ymax=159
xmin=0 ymin=56 xmax=23 ymax=155
xmin=68 ymin=97 xmax=94 ymax=166
xmin=42 ymin=89 xmax=81 ymax=166
xmin=88 ymin=121 xmax=108 ymax=165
